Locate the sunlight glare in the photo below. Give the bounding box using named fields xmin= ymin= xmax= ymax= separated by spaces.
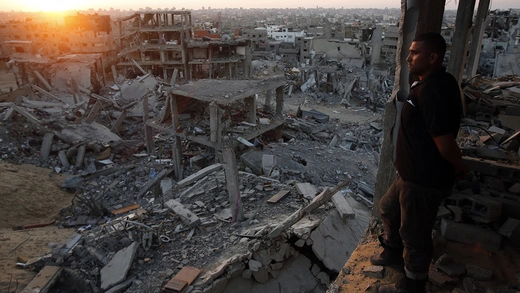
xmin=19 ymin=0 xmax=77 ymax=12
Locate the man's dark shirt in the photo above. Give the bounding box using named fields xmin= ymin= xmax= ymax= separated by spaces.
xmin=395 ymin=67 xmax=462 ymax=188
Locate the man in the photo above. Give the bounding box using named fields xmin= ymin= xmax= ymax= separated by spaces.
xmin=370 ymin=32 xmax=466 ymax=293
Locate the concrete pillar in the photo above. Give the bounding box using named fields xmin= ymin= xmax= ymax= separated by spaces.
xmin=222 ymin=143 xmax=244 ymax=222
xmin=171 ymin=94 xmax=182 ymax=180
xmin=466 ymin=0 xmax=491 ymax=78
xmin=246 ymin=96 xmax=256 ymax=124
xmin=264 ymin=89 xmax=273 ymax=112
xmin=33 ymin=70 xmax=53 ymax=92
xmin=143 ymin=96 xmax=154 ymax=154
xmin=275 ymin=85 xmax=284 ymax=115
xmin=111 ymin=65 xmax=118 ymax=82
xmin=209 ymin=101 xmax=219 ymax=143
xmin=447 ymin=0 xmax=476 ymax=82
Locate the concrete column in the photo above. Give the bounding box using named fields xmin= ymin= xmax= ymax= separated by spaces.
xmin=275 ymin=85 xmax=284 ymax=115
xmin=264 ymin=89 xmax=273 ymax=111
xmin=33 ymin=70 xmax=53 ymax=92
xmin=246 ymin=96 xmax=256 ymax=124
xmin=466 ymin=0 xmax=491 ymax=78
xmin=143 ymin=96 xmax=154 ymax=154
xmin=209 ymin=101 xmax=219 ymax=143
xmin=111 ymin=65 xmax=118 ymax=82
xmin=447 ymin=0 xmax=476 ymax=82
xmin=222 ymin=144 xmax=244 ymax=222
xmin=171 ymin=94 xmax=182 ymax=180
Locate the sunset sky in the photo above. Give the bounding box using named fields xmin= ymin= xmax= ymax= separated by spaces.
xmin=1 ymin=0 xmax=518 ymax=12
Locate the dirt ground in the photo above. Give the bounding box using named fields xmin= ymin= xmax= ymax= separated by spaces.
xmin=0 ymin=163 xmax=75 ymax=293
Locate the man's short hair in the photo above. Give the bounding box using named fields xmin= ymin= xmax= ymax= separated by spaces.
xmin=413 ymin=32 xmax=446 ymax=59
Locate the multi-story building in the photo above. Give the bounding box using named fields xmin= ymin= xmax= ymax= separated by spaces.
xmin=117 ymin=10 xmax=251 ymax=81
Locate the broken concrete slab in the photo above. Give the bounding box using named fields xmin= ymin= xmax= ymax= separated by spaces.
xmin=177 ymin=163 xmax=223 ymax=188
xmin=165 ymin=199 xmax=201 ymax=227
xmin=295 ymin=182 xmax=317 ymax=200
xmin=362 ymin=266 xmax=384 ymax=278
xmin=100 ymin=241 xmax=138 ymax=290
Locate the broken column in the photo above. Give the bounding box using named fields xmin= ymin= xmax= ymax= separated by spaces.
xmin=222 ymin=142 xmax=244 ymax=222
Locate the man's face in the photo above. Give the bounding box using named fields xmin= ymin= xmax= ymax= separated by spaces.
xmin=406 ymin=41 xmax=433 ymax=78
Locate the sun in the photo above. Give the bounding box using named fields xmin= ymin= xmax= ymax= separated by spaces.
xmin=19 ymin=0 xmax=78 ymax=12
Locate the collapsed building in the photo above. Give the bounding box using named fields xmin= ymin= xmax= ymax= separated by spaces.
xmin=0 ymin=3 xmax=519 ymax=293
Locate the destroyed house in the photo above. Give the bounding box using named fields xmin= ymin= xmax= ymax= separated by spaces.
xmin=145 ymin=78 xmax=285 ymax=177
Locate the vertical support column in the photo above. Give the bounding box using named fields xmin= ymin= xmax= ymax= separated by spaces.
xmin=275 ymin=85 xmax=284 ymax=115
xmin=246 ymin=96 xmax=256 ymax=124
xmin=228 ymin=63 xmax=232 ymax=80
xmin=264 ymin=89 xmax=273 ymax=111
xmin=466 ymin=0 xmax=491 ymax=78
xmin=143 ymin=96 xmax=154 ymax=154
xmin=163 ymin=68 xmax=167 ymax=80
xmin=111 ymin=65 xmax=118 ymax=82
xmin=209 ymin=101 xmax=219 ymax=143
xmin=447 ymin=0 xmax=476 ymax=82
xmin=171 ymin=94 xmax=182 ymax=180
xmin=222 ymin=143 xmax=244 ymax=222
xmin=170 ymin=68 xmax=179 ymax=85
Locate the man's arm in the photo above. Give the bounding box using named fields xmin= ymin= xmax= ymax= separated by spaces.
xmin=433 ymin=134 xmax=467 ymax=180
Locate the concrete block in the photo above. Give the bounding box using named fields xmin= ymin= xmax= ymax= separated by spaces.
xmin=466 ymin=264 xmax=492 ymax=281
xmin=100 ymin=242 xmax=138 ymax=290
xmin=311 ymin=264 xmax=321 ymax=276
xmin=226 ymin=263 xmax=245 ymax=279
xmin=434 ymin=254 xmax=466 ymax=277
xmin=316 ymin=271 xmax=330 ymax=285
xmin=248 ymin=259 xmax=262 ymax=272
xmin=441 ymin=218 xmax=501 ymax=252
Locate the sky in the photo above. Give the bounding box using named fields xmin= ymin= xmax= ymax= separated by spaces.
xmin=0 ymin=0 xmax=518 ymax=12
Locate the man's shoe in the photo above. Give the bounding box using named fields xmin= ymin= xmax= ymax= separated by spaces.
xmin=378 ymin=276 xmax=426 ymax=293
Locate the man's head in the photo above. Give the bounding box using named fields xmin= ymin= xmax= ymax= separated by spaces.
xmin=406 ymin=32 xmax=446 ymax=80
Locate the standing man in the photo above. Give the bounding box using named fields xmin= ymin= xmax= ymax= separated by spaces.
xmin=370 ymin=32 xmax=466 ymax=293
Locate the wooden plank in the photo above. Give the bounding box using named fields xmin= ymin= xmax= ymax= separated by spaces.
xmin=331 ymin=190 xmax=355 ymax=219
xmin=163 ymin=266 xmax=201 ymax=293
xmin=296 ymin=182 xmax=317 ymax=200
xmin=111 ymin=110 xmax=127 ymax=133
xmin=111 ymin=203 xmax=139 ymax=215
xmin=267 ymin=190 xmax=290 ymax=204
xmin=21 ymin=266 xmax=62 ymax=293
xmin=267 ymin=179 xmax=351 ymax=239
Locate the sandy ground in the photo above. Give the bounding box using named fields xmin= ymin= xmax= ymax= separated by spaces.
xmin=0 ymin=163 xmax=75 ymax=293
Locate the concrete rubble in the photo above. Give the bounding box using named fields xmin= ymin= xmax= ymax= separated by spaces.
xmin=0 ymin=55 xmax=380 ymax=292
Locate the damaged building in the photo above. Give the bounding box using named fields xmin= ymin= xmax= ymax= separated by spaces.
xmin=117 ymin=10 xmax=252 ymax=81
xmin=0 ymin=3 xmax=520 ymax=293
